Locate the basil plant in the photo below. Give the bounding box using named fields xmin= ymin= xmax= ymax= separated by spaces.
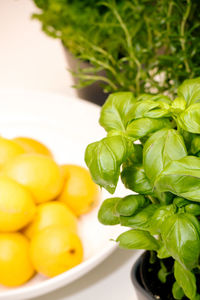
xmin=85 ymin=78 xmax=200 ymax=300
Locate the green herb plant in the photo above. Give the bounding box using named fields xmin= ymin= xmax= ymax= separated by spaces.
xmin=85 ymin=78 xmax=200 ymax=300
xmin=33 ymin=0 xmax=200 ymax=96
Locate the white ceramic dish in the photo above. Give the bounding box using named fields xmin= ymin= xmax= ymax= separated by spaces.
xmin=0 ymin=89 xmax=129 ymax=300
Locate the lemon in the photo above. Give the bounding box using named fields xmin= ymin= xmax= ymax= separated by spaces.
xmin=0 ymin=176 xmax=36 ymax=232
xmin=30 ymin=225 xmax=83 ymax=277
xmin=0 ymin=233 xmax=34 ymax=286
xmin=58 ymin=165 xmax=99 ymax=216
xmin=24 ymin=201 xmax=77 ymax=239
xmin=2 ymin=154 xmax=63 ymax=204
xmin=13 ymin=136 xmax=53 ymax=157
xmin=0 ymin=137 xmax=25 ymax=168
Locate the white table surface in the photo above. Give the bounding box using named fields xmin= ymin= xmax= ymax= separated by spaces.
xmin=0 ymin=1 xmax=139 ymax=299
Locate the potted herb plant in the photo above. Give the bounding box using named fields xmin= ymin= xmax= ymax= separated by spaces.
xmin=85 ymin=78 xmax=200 ymax=300
xmin=32 ymin=0 xmax=200 ymax=105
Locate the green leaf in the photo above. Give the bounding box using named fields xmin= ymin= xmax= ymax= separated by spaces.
xmin=171 ymin=97 xmax=186 ymax=115
xmin=191 ymin=135 xmax=200 ymax=155
xmin=178 ymin=78 xmax=200 ymax=106
xmin=174 ymin=261 xmax=197 ymax=299
xmin=143 ymin=129 xmax=187 ymax=184
xmin=157 ymin=245 xmax=171 ymax=259
xmin=158 ymin=261 xmax=169 ymax=284
xmin=173 ymin=197 xmax=190 ymax=208
xmin=116 ymin=194 xmax=149 ymax=216
xmin=181 ymin=129 xmax=194 ymax=152
xmin=149 ymin=205 xmax=175 ymax=235
xmin=121 ymin=164 xmax=153 ymax=194
xmin=120 ymin=204 xmax=158 ymax=230
xmin=129 ymin=99 xmax=170 ymax=120
xmin=161 ymin=214 xmax=200 ymax=269
xmin=155 ymin=156 xmax=200 ymax=202
xmin=85 ymin=135 xmax=133 ymax=193
xmin=185 ymin=204 xmax=200 ymax=216
xmin=172 ymin=281 xmax=184 ymax=300
xmin=124 ymin=144 xmax=143 ymax=165
xmin=98 ymin=197 xmax=120 ymax=225
xmin=126 ymin=118 xmax=172 ymax=139
xmin=177 ymin=103 xmax=200 ymax=134
xmin=136 ymin=94 xmax=172 ymax=105
xmin=120 ymin=144 xmax=153 ymax=194
xmin=116 ymin=229 xmax=159 ymax=250
xmin=99 ymin=92 xmax=135 ymax=132
xmin=153 ymin=190 xmax=174 ymax=205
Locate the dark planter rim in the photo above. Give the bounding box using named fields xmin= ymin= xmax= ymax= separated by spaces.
xmin=130 ymin=253 xmax=155 ymax=300
xmin=62 ymin=45 xmax=108 ymax=106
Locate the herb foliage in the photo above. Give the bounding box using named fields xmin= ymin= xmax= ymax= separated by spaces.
xmin=85 ymin=78 xmax=200 ymax=299
xmin=33 ymin=0 xmax=200 ymax=96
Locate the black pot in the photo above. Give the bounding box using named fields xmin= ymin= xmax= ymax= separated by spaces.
xmin=131 ymin=252 xmax=187 ymax=300
xmin=131 ymin=253 xmax=155 ymax=300
xmin=63 ymin=47 xmax=108 ymax=106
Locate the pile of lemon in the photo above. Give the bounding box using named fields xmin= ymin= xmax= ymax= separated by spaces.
xmin=0 ymin=136 xmax=99 ymax=287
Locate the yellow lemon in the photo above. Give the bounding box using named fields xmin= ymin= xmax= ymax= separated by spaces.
xmin=13 ymin=136 xmax=53 ymax=157
xmin=60 ymin=164 xmax=70 ymax=181
xmin=24 ymin=201 xmax=77 ymax=239
xmin=30 ymin=226 xmax=83 ymax=277
xmin=0 ymin=233 xmax=34 ymax=286
xmin=58 ymin=165 xmax=99 ymax=216
xmin=0 ymin=137 xmax=25 ymax=168
xmin=2 ymin=154 xmax=63 ymax=204
xmin=0 ymin=176 xmax=36 ymax=232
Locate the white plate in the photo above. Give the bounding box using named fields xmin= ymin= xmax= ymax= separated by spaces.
xmin=0 ymin=89 xmax=129 ymax=300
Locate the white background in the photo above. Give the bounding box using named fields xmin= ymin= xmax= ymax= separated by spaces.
xmin=0 ymin=1 xmax=138 ymax=299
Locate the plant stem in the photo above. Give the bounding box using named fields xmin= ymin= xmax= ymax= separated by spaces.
xmin=108 ymin=1 xmax=142 ymax=94
xmin=166 ymin=0 xmax=173 ymax=50
xmin=180 ymin=0 xmax=191 ymax=73
xmin=74 ymin=73 xmax=118 ymax=91
xmin=144 ymin=15 xmax=152 ymax=49
xmin=147 ymin=195 xmax=159 ymax=204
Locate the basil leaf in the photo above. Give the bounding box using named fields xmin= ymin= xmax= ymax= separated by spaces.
xmin=143 ymin=129 xmax=187 ymax=184
xmin=120 ymin=143 xmax=143 ymax=168
xmin=155 ymin=156 xmax=200 ymax=202
xmin=120 ymin=204 xmax=158 ymax=230
xmin=98 ymin=197 xmax=120 ymax=225
xmin=185 ymin=204 xmax=200 ymax=216
xmin=149 ymin=205 xmax=174 ymax=235
xmin=121 ymin=164 xmax=153 ymax=194
xmin=157 ymin=245 xmax=171 ymax=259
xmin=171 ymin=97 xmax=186 ymax=115
xmin=99 ymin=92 xmax=135 ymax=132
xmin=85 ymin=135 xmax=133 ymax=193
xmin=191 ymin=135 xmax=200 ymax=155
xmin=116 ymin=229 xmax=159 ymax=251
xmin=126 ymin=118 xmax=172 ymax=139
xmin=173 ymin=197 xmax=190 ymax=208
xmin=116 ymin=194 xmax=149 ymax=216
xmin=174 ymin=261 xmax=197 ymax=299
xmin=177 ymin=103 xmax=200 ymax=134
xmin=130 ymin=100 xmax=169 ymax=119
xmin=153 ymin=190 xmax=174 ymax=205
xmin=137 ymin=93 xmax=171 ymax=105
xmin=161 ymin=214 xmax=200 ymax=269
xmin=181 ymin=129 xmax=194 ymax=152
xmin=172 ymin=281 xmax=185 ymax=300
xmin=125 ymin=144 xmax=143 ymax=165
xmin=178 ymin=77 xmax=200 ymax=106
xmin=158 ymin=261 xmax=169 ymax=283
